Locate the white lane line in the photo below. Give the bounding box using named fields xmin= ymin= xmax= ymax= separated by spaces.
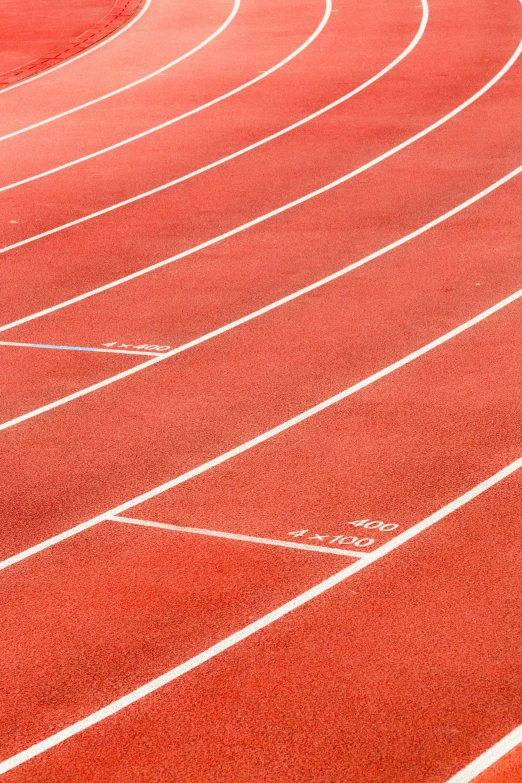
xmin=0 ymin=0 xmax=242 ymax=142
xmin=0 ymin=0 xmax=426 ymax=194
xmin=1 ymin=16 xmax=520 ymax=320
xmin=0 ymin=0 xmax=152 ymax=95
xmin=0 ymin=340 xmax=162 ymax=356
xmin=0 ymin=517 xmax=110 ymax=572
xmin=444 ymin=724 xmax=522 ymax=782
xmin=1 ymin=455 xmax=520 ymax=775
xmin=0 ymin=162 xmax=519 ymax=434
xmin=107 ymin=514 xmax=367 ymax=556
xmin=1 ymin=284 xmax=520 ymax=570
xmin=0 ymin=0 xmax=334 ymax=193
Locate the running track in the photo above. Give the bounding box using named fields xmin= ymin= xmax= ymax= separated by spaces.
xmin=0 ymin=0 xmax=521 ymax=778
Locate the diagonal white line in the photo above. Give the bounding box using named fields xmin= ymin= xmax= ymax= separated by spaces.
xmin=108 ymin=514 xmax=368 ymax=557
xmin=65 ymin=289 xmax=522 ymax=516
xmin=0 ymin=0 xmax=425 ymax=194
xmin=1 ymin=453 xmax=520 ymax=774
xmin=444 ymin=723 xmax=522 ymax=782
xmin=0 ymin=0 xmax=152 ymax=95
xmin=0 ymin=163 xmax=519 ymax=434
xmin=0 ymin=11 xmax=520 ymax=328
xmin=0 ymin=0 xmax=241 ymax=140
xmin=1 ymin=284 xmax=520 ymax=571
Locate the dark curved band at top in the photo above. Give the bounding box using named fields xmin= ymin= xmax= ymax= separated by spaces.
xmin=0 ymin=0 xmax=145 ymax=89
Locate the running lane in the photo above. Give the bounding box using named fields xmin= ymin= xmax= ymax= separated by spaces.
xmin=0 ymin=0 xmax=232 ymax=137
xmin=0 ymin=165 xmax=519 ymax=560
xmin=0 ymin=0 xmax=329 ymax=190
xmin=123 ymin=282 xmax=522 ymax=552
xmin=0 ymin=0 xmax=414 ymax=254
xmin=0 ymin=345 xmax=143 ymax=423
xmin=0 ymin=0 xmax=518 ymax=327
xmin=0 ymin=258 xmax=521 ymax=781
xmin=2 ymin=4 xmax=520 ymax=405
xmin=0 ymin=0 xmax=115 ymax=76
xmin=0 ymin=526 xmax=340 ymax=766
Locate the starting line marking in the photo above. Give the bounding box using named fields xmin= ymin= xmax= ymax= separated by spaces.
xmin=1 ymin=284 xmax=521 ymax=570
xmin=107 ymin=515 xmax=368 ymax=557
xmin=1 ymin=454 xmax=521 ymax=775
xmin=0 ymin=340 xmax=163 ymax=356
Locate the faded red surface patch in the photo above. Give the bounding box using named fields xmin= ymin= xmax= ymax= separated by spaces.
xmin=0 ymin=0 xmax=143 ymax=88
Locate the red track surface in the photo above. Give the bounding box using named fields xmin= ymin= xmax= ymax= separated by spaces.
xmin=0 ymin=0 xmax=521 ymax=778
xmin=0 ymin=0 xmax=116 ymax=78
xmin=478 ymin=748 xmax=522 ymax=783
xmin=0 ymin=0 xmax=144 ymax=89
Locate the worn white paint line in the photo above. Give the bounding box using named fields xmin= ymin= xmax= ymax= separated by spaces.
xmin=444 ymin=723 xmax=522 ymax=782
xmin=107 ymin=514 xmax=367 ymax=556
xmin=0 ymin=0 xmax=152 ymax=95
xmin=0 ymin=0 xmax=426 ymax=193
xmin=0 ymin=0 xmax=241 ymax=141
xmin=1 ymin=26 xmax=521 ymax=326
xmin=0 ymin=340 xmax=162 ymax=356
xmin=1 ymin=455 xmax=521 ymax=774
xmin=1 ymin=285 xmax=521 ymax=569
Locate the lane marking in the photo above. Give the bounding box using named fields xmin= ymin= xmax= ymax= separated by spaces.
xmin=2 ymin=15 xmax=520 ymax=324
xmin=444 ymin=724 xmax=522 ymax=782
xmin=0 ymin=0 xmax=426 ymax=194
xmin=0 ymin=5 xmax=517 ymax=772
xmin=0 ymin=340 xmax=162 ymax=356
xmin=1 ymin=285 xmax=520 ymax=568
xmin=0 ymin=163 xmax=519 ymax=434
xmin=0 ymin=0 xmax=152 ymax=94
xmin=0 ymin=0 xmax=242 ymax=141
xmin=1 ymin=455 xmax=520 ymax=774
xmin=108 ymin=514 xmax=367 ymax=556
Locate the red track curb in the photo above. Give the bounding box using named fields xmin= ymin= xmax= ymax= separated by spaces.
xmin=0 ymin=0 xmax=145 ymax=89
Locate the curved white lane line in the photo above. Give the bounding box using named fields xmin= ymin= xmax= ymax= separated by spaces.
xmin=0 ymin=0 xmax=422 ymax=193
xmin=0 ymin=9 xmax=520 ymax=332
xmin=0 ymin=161 xmax=519 ymax=433
xmin=0 ymin=0 xmax=152 ymax=95
xmin=0 ymin=0 xmax=333 ymax=188
xmin=0 ymin=0 xmax=242 ymax=141
xmin=0 ymin=0 xmax=420 ymax=237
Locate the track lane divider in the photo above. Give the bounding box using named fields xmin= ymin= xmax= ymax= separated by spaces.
xmin=0 ymin=0 xmax=424 ymax=194
xmin=0 ymin=0 xmax=429 ymax=246
xmin=0 ymin=0 xmax=152 ymax=95
xmin=0 ymin=161 xmax=519 ymax=434
xmin=0 ymin=0 xmax=242 ymax=142
xmin=444 ymin=723 xmax=522 ymax=782
xmin=108 ymin=514 xmax=368 ymax=556
xmin=1 ymin=455 xmax=521 ymax=774
xmin=1 ymin=10 xmax=520 ymax=318
xmin=1 ymin=284 xmax=521 ymax=571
